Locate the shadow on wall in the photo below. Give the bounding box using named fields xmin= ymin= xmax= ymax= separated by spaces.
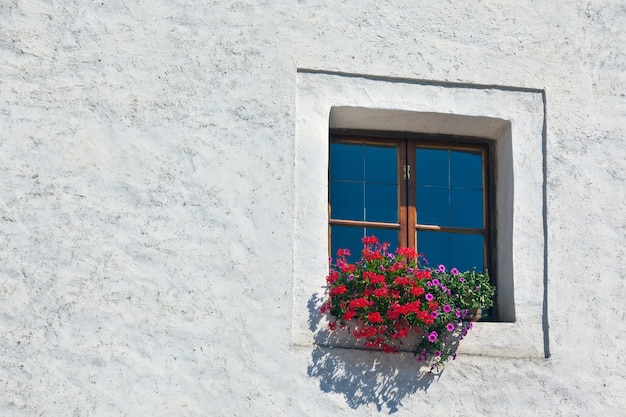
xmin=306 ymin=294 xmax=437 ymax=413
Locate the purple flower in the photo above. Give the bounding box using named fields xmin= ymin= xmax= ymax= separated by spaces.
xmin=435 ymin=350 xmax=441 ymax=356
xmin=438 ymin=264 xmax=446 ymax=272
xmin=461 ymin=328 xmax=468 ymax=336
xmin=423 ymin=258 xmax=429 ymax=265
xmin=347 ymin=274 xmax=354 ymax=281
xmin=431 ymin=311 xmax=439 ymax=319
xmin=455 ymin=309 xmax=461 ymax=317
xmin=451 ymin=268 xmax=459 ymax=275
xmin=441 ymin=285 xmax=447 ymax=292
xmin=459 ymin=277 xmax=466 ymax=282
xmin=387 ymin=253 xmax=395 ymax=260
xmin=427 ymin=281 xmax=432 ymax=287
xmin=425 ymin=293 xmax=433 ymax=301
xmin=446 ymin=323 xmax=455 ymax=332
xmin=432 ymin=279 xmax=440 ymax=286
xmin=443 ymin=304 xmax=451 ymax=313
xmin=428 ymin=331 xmax=438 ymax=342
xmin=407 ymin=268 xmax=414 ymax=274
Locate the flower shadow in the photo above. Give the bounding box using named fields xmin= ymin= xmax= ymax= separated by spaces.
xmin=307 ymin=294 xmax=439 ymax=413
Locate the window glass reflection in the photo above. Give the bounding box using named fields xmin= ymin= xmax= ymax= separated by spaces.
xmin=365 ymin=146 xmax=397 ymax=184
xmin=330 ymin=181 xmax=364 ymax=220
xmin=450 ymin=150 xmax=482 ymax=189
xmin=416 ymin=187 xmax=448 ymax=225
xmin=330 ymin=226 xmax=364 ymax=263
xmin=450 ymin=189 xmax=483 ymax=228
xmin=365 ymin=183 xmax=397 ymax=222
xmin=330 ymin=143 xmax=363 ymax=182
xmin=416 ymin=148 xmax=448 ymax=187
xmin=417 ymin=231 xmax=450 ymax=269
xmin=450 ymin=233 xmax=484 ymax=272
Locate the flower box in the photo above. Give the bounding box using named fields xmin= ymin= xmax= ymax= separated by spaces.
xmin=322 ymin=236 xmax=495 ymax=368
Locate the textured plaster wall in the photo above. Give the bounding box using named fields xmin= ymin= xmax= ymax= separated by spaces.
xmin=0 ymin=1 xmax=624 ymax=416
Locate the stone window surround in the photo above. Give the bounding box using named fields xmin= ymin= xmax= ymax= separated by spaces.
xmin=293 ymin=69 xmax=548 ymax=359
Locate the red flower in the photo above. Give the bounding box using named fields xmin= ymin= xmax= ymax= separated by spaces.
xmin=370 ymin=274 xmax=386 ymax=285
xmin=336 ymin=248 xmax=351 ymax=257
xmin=343 ymin=310 xmax=356 ymax=321
xmin=409 ymin=286 xmax=425 ymax=296
xmin=396 ymin=247 xmax=417 ymax=258
xmin=417 ymin=310 xmax=434 ymax=324
xmin=373 ymin=287 xmax=388 ymax=297
xmin=405 ymin=300 xmax=421 ymax=313
xmin=361 ymin=236 xmax=378 ymax=245
xmin=329 ymin=285 xmax=347 ymax=296
xmin=367 ymin=312 xmax=383 ymax=323
xmin=353 ymin=326 xmax=378 ymax=339
xmin=388 ymin=262 xmax=406 ymax=272
xmin=394 ymin=276 xmax=409 ymax=286
xmin=362 ymin=249 xmax=383 ymax=261
xmin=387 ymin=303 xmax=402 ymax=320
xmin=349 ymin=297 xmax=368 ymax=309
xmin=326 ymin=271 xmax=339 ymax=284
xmin=428 ymin=299 xmax=439 ymax=311
xmin=414 ymin=270 xmax=431 ymax=279
xmin=329 ymin=321 xmax=337 ymax=330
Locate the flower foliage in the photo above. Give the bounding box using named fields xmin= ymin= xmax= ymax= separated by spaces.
xmin=322 ymin=236 xmax=495 ymax=367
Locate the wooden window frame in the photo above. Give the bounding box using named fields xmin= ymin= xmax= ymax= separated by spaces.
xmin=329 ymin=129 xmax=498 ymax=316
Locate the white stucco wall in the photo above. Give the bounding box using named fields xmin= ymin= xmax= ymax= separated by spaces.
xmin=1 ymin=1 xmax=625 ymax=416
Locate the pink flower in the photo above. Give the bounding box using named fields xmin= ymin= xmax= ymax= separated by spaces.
xmin=428 ymin=331 xmax=438 ymax=342
xmin=451 ymin=268 xmax=459 ymax=275
xmin=446 ymin=323 xmax=455 ymax=332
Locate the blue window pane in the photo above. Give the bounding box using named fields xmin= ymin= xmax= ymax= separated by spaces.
xmin=450 ymin=233 xmax=484 ymax=272
xmin=330 ymin=143 xmax=363 ymax=182
xmin=416 ymin=148 xmax=448 ymax=187
xmin=365 ymin=145 xmax=397 ymax=184
xmin=450 ymin=150 xmax=482 ymax=189
xmin=365 ymin=228 xmax=399 ymax=253
xmin=450 ymin=189 xmax=483 ymax=228
xmin=416 ymin=187 xmax=448 ymax=225
xmin=330 ymin=181 xmax=363 ymax=220
xmin=365 ymin=183 xmax=397 ymax=222
xmin=330 ymin=226 xmax=365 ymax=263
xmin=417 ymin=231 xmax=450 ymax=269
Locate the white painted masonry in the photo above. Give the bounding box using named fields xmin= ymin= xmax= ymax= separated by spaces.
xmin=1 ymin=1 xmax=625 ymax=416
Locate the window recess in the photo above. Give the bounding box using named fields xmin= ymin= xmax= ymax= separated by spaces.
xmin=329 ymin=130 xmax=497 ymax=317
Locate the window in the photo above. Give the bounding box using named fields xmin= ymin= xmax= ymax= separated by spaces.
xmin=329 ymin=130 xmax=496 ymax=314
xmin=295 ymin=71 xmax=546 ymax=355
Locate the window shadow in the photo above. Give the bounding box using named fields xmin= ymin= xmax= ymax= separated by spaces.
xmin=306 ymin=294 xmax=438 ymax=413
